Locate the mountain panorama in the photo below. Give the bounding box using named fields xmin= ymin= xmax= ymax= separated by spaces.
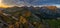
xmin=0 ymin=5 xmax=60 ymax=28
xmin=0 ymin=0 xmax=60 ymax=28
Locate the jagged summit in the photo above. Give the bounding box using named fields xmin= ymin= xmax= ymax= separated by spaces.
xmin=41 ymin=6 xmax=57 ymax=11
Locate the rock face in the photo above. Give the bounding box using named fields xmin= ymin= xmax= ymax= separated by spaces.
xmin=31 ymin=6 xmax=60 ymax=20
xmin=44 ymin=6 xmax=57 ymax=11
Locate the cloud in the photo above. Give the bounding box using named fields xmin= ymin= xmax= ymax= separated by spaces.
xmin=1 ymin=0 xmax=40 ymax=6
xmin=2 ymin=0 xmax=31 ymax=6
xmin=1 ymin=0 xmax=60 ymax=7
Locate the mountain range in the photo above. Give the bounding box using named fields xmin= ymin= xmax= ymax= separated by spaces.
xmin=0 ymin=6 xmax=60 ymax=19
xmin=0 ymin=6 xmax=60 ymax=28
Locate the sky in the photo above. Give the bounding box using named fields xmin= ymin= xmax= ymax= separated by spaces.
xmin=0 ymin=0 xmax=60 ymax=8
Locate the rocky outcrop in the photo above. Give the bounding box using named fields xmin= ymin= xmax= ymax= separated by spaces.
xmin=44 ymin=6 xmax=57 ymax=11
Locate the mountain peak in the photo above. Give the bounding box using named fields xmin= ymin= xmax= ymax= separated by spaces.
xmin=43 ymin=6 xmax=57 ymax=11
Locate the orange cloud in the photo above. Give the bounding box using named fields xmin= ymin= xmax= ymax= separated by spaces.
xmin=0 ymin=0 xmax=10 ymax=8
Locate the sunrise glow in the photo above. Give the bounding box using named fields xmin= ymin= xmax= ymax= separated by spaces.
xmin=0 ymin=0 xmax=10 ymax=8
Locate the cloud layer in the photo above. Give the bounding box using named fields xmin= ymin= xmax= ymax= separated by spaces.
xmin=2 ymin=0 xmax=31 ymax=6
xmin=1 ymin=0 xmax=60 ymax=7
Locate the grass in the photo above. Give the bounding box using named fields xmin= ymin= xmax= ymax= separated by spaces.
xmin=44 ymin=19 xmax=60 ymax=28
